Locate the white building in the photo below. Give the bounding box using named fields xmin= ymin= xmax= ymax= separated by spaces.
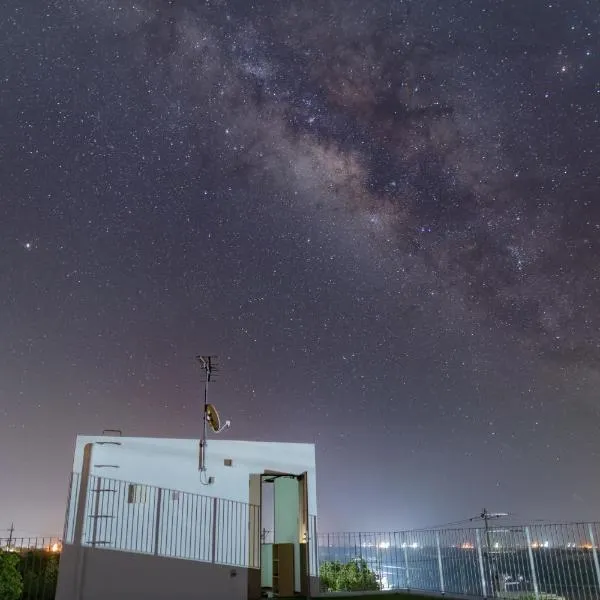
xmin=56 ymin=434 xmax=319 ymax=600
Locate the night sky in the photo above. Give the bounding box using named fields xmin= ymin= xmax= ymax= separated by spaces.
xmin=1 ymin=0 xmax=599 ymax=537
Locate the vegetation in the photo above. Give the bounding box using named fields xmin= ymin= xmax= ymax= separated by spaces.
xmin=281 ymin=595 xmax=445 ymax=600
xmin=0 ymin=549 xmax=60 ymax=600
xmin=19 ymin=550 xmax=60 ymax=600
xmin=319 ymin=557 xmax=381 ymax=592
xmin=0 ymin=551 xmax=24 ymax=600
xmin=330 ymin=597 xmax=441 ymax=600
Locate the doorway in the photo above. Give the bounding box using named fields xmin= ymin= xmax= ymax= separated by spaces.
xmin=258 ymin=472 xmax=309 ymax=598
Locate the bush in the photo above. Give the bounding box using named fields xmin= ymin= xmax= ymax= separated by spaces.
xmin=320 ymin=558 xmax=380 ymax=592
xmin=19 ymin=550 xmax=60 ymax=600
xmin=0 ymin=551 xmax=24 ymax=600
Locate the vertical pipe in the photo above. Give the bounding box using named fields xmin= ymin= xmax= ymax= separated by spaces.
xmin=436 ymin=531 xmax=445 ymax=595
xmin=62 ymin=472 xmax=74 ymax=543
xmin=154 ymin=487 xmax=162 ymax=556
xmin=476 ymin=529 xmax=488 ymax=598
xmin=525 ymin=527 xmax=540 ymax=600
xmin=73 ymin=445 xmax=93 ymax=546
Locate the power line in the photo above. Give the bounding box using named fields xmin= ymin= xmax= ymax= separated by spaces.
xmin=412 ymin=517 xmax=477 ymax=531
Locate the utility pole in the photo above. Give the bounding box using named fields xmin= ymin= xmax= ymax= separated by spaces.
xmin=479 ymin=508 xmax=509 ymax=549
xmin=471 ymin=509 xmax=509 ymax=598
xmin=7 ymin=523 xmax=14 ymax=549
xmin=482 ymin=509 xmax=492 ymax=553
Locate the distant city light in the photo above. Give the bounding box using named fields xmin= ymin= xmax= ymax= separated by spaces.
xmin=399 ymin=542 xmax=419 ymax=549
xmin=530 ymin=541 xmax=550 ymax=549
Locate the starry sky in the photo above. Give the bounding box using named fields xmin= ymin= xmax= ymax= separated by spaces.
xmin=1 ymin=0 xmax=599 ymax=537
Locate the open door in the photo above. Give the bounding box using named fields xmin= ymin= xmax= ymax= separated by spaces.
xmin=255 ymin=472 xmax=310 ymax=597
xmin=297 ymin=472 xmax=310 ymax=597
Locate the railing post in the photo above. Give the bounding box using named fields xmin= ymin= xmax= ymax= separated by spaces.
xmin=211 ymin=497 xmax=218 ymax=563
xmin=588 ymin=524 xmax=600 ymax=592
xmin=403 ymin=532 xmax=410 ymax=590
xmin=525 ymin=527 xmax=540 ymax=600
xmin=436 ymin=531 xmax=445 ymax=595
xmin=153 ymin=487 xmax=162 ymax=555
xmin=476 ymin=529 xmax=488 ymax=598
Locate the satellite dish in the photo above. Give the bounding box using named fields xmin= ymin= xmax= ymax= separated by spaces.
xmin=205 ymin=403 xmax=231 ymax=434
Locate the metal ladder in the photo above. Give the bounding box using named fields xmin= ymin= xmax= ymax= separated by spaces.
xmin=87 ymin=430 xmax=122 ymax=547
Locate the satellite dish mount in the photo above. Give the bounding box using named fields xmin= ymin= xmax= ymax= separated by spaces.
xmin=196 ymin=355 xmax=231 ymax=476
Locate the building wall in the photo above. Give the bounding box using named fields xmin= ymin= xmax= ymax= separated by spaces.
xmin=56 ymin=544 xmax=248 ymax=600
xmin=60 ymin=435 xmax=319 ymax=598
xmin=71 ymin=436 xmax=317 ymax=509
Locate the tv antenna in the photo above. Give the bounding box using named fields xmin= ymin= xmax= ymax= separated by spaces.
xmin=196 ymin=355 xmax=231 ymax=481
xmin=470 ymin=509 xmax=510 ymax=548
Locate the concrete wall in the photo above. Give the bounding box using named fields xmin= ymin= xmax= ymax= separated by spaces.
xmin=56 ymin=543 xmax=250 ymax=600
xmin=59 ymin=436 xmax=320 ymax=600
xmin=71 ymin=436 xmax=317 ymax=509
xmin=64 ymin=438 xmax=317 ymax=561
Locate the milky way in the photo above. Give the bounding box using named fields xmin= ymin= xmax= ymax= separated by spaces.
xmin=101 ymin=0 xmax=600 ymax=359
xmin=1 ymin=0 xmax=599 ymax=534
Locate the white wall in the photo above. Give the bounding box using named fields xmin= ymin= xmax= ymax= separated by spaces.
xmin=65 ymin=436 xmax=318 ymax=574
xmin=72 ymin=436 xmax=316 ymax=510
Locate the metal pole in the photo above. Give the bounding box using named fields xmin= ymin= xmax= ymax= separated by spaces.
xmin=74 ymin=444 xmax=94 ymax=600
xmin=403 ymin=533 xmax=410 ymax=589
xmin=436 ymin=531 xmax=445 ymax=594
xmin=588 ymin=524 xmax=600 ymax=593
xmin=483 ymin=511 xmax=496 ymax=598
xmin=154 ymin=488 xmax=163 ymax=555
xmin=525 ymin=527 xmax=540 ymax=600
xmin=211 ymin=497 xmax=219 ymax=563
xmin=7 ymin=523 xmax=14 ymax=549
xmin=476 ymin=529 xmax=488 ymax=598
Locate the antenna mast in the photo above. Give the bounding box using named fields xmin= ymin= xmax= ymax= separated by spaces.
xmin=197 ymin=355 xmax=216 ymax=473
xmin=196 ymin=355 xmax=231 ymax=479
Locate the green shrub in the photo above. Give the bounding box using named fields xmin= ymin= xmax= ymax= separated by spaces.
xmin=0 ymin=551 xmax=24 ymax=600
xmin=19 ymin=550 xmax=60 ymax=600
xmin=320 ymin=558 xmax=380 ymax=592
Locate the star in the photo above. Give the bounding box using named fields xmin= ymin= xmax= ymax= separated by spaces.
xmin=0 ymin=0 xmax=599 ymax=537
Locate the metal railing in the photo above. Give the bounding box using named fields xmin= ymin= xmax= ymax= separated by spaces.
xmin=317 ymin=524 xmax=600 ymax=600
xmin=10 ymin=472 xmax=600 ymax=600
xmin=0 ymin=537 xmax=62 ymax=600
xmin=62 ymin=472 xmax=320 ymax=578
xmin=63 ymin=472 xmax=262 ymax=568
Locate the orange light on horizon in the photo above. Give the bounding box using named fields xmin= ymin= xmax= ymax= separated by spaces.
xmin=50 ymin=542 xmax=62 ymax=553
xmin=461 ymin=542 xmax=475 ymax=550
